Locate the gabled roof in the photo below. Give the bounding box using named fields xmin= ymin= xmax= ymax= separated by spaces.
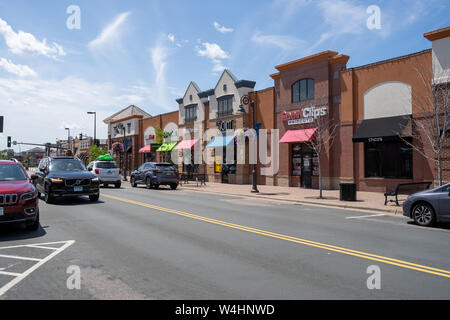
xmin=177 ymin=81 xmax=202 ymax=103
xmin=214 ymin=69 xmax=256 ymax=91
xmin=103 ymin=105 xmax=152 ymax=124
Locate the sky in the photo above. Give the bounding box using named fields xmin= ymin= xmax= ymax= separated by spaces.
xmin=0 ymin=0 xmax=449 ymax=152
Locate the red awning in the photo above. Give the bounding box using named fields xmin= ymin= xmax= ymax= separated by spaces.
xmin=279 ymin=128 xmax=317 ymax=143
xmin=174 ymin=139 xmax=198 ymax=150
xmin=139 ymin=145 xmax=153 ymax=153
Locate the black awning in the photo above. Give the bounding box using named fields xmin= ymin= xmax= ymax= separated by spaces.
xmin=352 ymin=115 xmax=411 ymax=143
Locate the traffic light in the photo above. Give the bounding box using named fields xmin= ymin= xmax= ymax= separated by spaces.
xmin=7 ymin=136 xmax=11 ymax=148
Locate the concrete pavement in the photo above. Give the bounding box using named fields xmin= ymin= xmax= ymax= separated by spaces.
xmin=0 ymin=184 xmax=449 ymax=299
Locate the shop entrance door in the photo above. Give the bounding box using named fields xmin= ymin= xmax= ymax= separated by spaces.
xmin=301 ymin=153 xmax=312 ymax=189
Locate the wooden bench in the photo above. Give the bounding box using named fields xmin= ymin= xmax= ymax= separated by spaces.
xmin=179 ymin=173 xmax=206 ymax=187
xmin=384 ymin=182 xmax=432 ymax=206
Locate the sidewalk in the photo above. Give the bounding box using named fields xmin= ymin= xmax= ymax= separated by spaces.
xmin=179 ymin=182 xmax=404 ymax=215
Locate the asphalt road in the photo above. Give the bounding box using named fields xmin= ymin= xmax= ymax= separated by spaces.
xmin=1 ymin=184 xmax=450 ymax=299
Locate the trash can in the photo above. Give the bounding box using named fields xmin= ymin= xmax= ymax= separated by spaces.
xmin=340 ymin=183 xmax=357 ymax=201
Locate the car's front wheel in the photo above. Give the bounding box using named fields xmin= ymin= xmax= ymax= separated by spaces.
xmin=89 ymin=194 xmax=100 ymax=202
xmin=170 ymin=184 xmax=177 ymax=190
xmin=44 ymin=189 xmax=53 ymax=204
xmin=412 ymin=202 xmax=436 ymax=227
xmin=130 ymin=177 xmax=137 ymax=188
xmin=26 ymin=212 xmax=40 ymax=231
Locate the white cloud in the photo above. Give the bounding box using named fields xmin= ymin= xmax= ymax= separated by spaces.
xmin=213 ymin=22 xmax=234 ymax=33
xmin=0 ymin=17 xmax=66 ymax=60
xmin=0 ymin=58 xmax=37 ymax=77
xmin=0 ymin=76 xmax=156 ymax=148
xmin=252 ymin=32 xmax=307 ymax=51
xmin=197 ymin=42 xmax=230 ymax=60
xmin=168 ymin=33 xmax=175 ymax=42
xmin=149 ymin=40 xmax=174 ymax=110
xmin=196 ymin=42 xmax=230 ymax=73
xmin=88 ymin=12 xmax=131 ymax=51
xmin=317 ymin=0 xmax=367 ymax=35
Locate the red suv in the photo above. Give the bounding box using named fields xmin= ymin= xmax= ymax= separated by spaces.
xmin=0 ymin=161 xmax=39 ymax=230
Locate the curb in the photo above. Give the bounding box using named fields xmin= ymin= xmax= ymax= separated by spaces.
xmin=179 ymin=185 xmax=403 ymax=215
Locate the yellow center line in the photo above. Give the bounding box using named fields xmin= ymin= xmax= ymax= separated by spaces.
xmin=102 ymin=193 xmax=450 ymax=279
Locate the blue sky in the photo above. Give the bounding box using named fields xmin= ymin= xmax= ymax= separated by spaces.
xmin=0 ymin=0 xmax=449 ymax=151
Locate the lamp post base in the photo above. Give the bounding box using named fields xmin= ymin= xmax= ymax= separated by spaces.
xmin=251 ymin=187 xmax=259 ymax=193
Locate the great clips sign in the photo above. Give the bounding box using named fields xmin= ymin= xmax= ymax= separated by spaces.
xmin=281 ymin=106 xmax=327 ymax=125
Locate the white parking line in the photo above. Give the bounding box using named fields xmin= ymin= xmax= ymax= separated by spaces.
xmin=345 ymin=214 xmax=387 ymax=219
xmin=0 ymin=254 xmax=41 ymax=262
xmin=0 ymin=240 xmax=75 ymax=297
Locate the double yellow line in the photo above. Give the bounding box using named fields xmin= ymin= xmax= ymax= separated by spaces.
xmin=102 ymin=193 xmax=450 ymax=279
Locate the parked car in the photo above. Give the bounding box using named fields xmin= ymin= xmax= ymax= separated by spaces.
xmin=130 ymin=162 xmax=179 ymax=190
xmin=34 ymin=157 xmax=100 ymax=204
xmin=87 ymin=160 xmax=121 ymax=188
xmin=0 ymin=160 xmax=40 ymax=230
xmin=403 ymin=183 xmax=450 ymax=226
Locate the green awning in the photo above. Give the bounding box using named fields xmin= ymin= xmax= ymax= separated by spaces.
xmin=156 ymin=142 xmax=178 ymax=152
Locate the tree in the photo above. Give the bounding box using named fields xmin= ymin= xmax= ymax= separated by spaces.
xmin=88 ymin=144 xmax=108 ymax=163
xmin=304 ymin=115 xmax=339 ymax=199
xmin=155 ymin=125 xmax=165 ymax=145
xmin=400 ymin=64 xmax=450 ymax=186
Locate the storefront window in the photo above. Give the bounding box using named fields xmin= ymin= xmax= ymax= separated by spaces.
xmin=364 ymin=139 xmax=412 ymax=179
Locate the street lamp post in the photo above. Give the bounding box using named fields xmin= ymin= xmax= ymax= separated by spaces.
xmin=239 ymin=95 xmax=259 ymax=193
xmin=87 ymin=111 xmax=97 ymax=146
xmin=65 ymin=128 xmax=71 ymax=156
xmin=118 ymin=123 xmax=128 ymax=181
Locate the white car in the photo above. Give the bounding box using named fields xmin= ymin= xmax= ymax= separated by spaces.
xmin=87 ymin=161 xmax=121 ymax=188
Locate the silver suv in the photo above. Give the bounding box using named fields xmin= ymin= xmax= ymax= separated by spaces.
xmin=87 ymin=161 xmax=121 ymax=188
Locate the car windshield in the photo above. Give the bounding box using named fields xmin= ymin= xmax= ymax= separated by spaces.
xmin=96 ymin=162 xmax=117 ymax=169
xmin=0 ymin=164 xmax=27 ymax=181
xmin=50 ymin=159 xmax=86 ymax=172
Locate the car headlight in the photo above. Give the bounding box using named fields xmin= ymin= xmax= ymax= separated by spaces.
xmin=49 ymin=178 xmax=64 ymax=183
xmin=21 ymin=190 xmax=37 ymax=200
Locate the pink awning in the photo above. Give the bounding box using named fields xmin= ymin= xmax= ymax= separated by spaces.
xmin=139 ymin=145 xmax=152 ymax=153
xmin=279 ymin=128 xmax=317 ymax=143
xmin=174 ymin=139 xmax=198 ymax=150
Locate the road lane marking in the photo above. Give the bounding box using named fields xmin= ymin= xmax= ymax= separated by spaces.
xmin=0 ymin=240 xmax=75 ymax=297
xmin=26 ymin=245 xmax=59 ymax=250
xmin=102 ymin=193 xmax=450 ymax=279
xmin=346 ymin=214 xmax=386 ymax=219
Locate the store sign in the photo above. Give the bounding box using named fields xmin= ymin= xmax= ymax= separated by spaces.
xmin=216 ymin=120 xmax=234 ymax=132
xmin=281 ymin=106 xmax=327 ymax=125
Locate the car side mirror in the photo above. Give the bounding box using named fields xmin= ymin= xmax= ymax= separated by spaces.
xmin=87 ymin=167 xmax=92 ymax=171
xmin=30 ymin=174 xmax=38 ymax=181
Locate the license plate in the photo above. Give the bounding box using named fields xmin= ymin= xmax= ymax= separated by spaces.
xmin=74 ymin=186 xmax=83 ymax=192
xmin=0 ymin=207 xmax=3 ymax=216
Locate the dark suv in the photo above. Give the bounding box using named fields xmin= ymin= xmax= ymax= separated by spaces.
xmin=130 ymin=162 xmax=179 ymax=189
xmin=34 ymin=157 xmax=100 ymax=203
